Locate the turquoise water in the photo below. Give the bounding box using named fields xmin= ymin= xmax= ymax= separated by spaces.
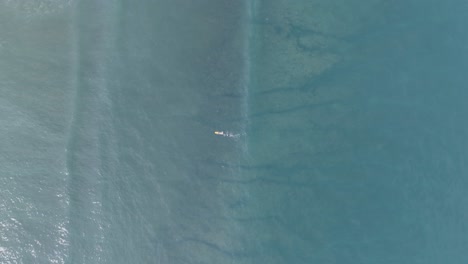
xmin=1 ymin=0 xmax=468 ymax=263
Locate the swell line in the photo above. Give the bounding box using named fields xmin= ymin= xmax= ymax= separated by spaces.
xmin=64 ymin=1 xmax=120 ymax=263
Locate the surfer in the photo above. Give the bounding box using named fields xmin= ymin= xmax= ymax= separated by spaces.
xmin=214 ymin=131 xmax=240 ymax=138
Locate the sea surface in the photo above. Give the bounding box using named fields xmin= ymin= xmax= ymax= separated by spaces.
xmin=1 ymin=0 xmax=468 ymax=263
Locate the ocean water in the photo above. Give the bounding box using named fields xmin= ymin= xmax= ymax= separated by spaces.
xmin=1 ymin=0 xmax=468 ymax=263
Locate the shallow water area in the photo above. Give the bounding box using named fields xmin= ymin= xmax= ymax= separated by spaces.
xmin=244 ymin=0 xmax=468 ymax=263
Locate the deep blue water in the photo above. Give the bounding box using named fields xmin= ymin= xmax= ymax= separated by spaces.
xmin=1 ymin=0 xmax=468 ymax=263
